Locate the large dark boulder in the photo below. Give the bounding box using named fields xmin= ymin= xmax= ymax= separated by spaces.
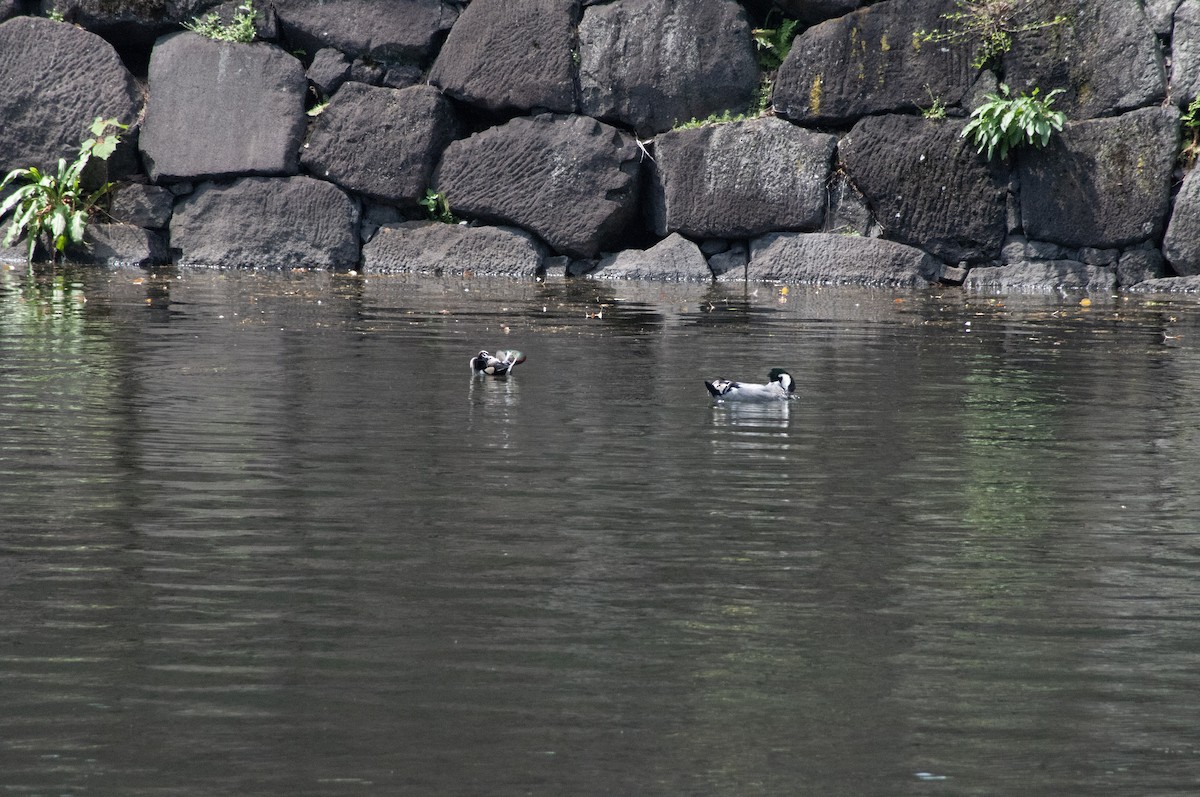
xmin=590 ymin=233 xmax=712 ymax=281
xmin=1019 ymin=106 xmax=1179 ymax=250
xmin=578 ymin=0 xmax=758 ymax=136
xmin=429 ymin=0 xmax=576 ymax=114
xmin=649 ymin=117 xmax=836 ymax=239
xmin=729 ymin=232 xmax=944 ymax=287
xmin=273 ymin=0 xmax=456 ymax=63
xmin=362 ymin=221 xmax=545 ymax=276
xmin=1127 ymin=275 xmax=1200 ymax=293
xmin=433 ymin=114 xmax=640 ymax=259
xmin=1003 ymin=0 xmax=1164 ymax=120
xmin=1171 ymin=1 xmax=1200 ymax=106
xmin=772 ymin=0 xmax=976 ymax=127
xmin=170 ymin=176 xmax=360 ymax=268
xmin=963 ymin=261 xmax=1117 ymax=293
xmin=301 ymin=83 xmax=458 ymax=204
xmin=840 ymin=114 xmax=1008 ymax=263
xmin=1163 ymin=166 xmax=1200 ymax=276
xmin=109 ymin=183 xmax=175 ymax=229
xmin=0 ymin=17 xmax=140 ymax=176
xmin=140 ymin=32 xmax=307 ymax=182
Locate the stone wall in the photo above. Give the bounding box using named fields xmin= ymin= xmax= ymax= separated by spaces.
xmin=1 ymin=0 xmax=1199 ymax=291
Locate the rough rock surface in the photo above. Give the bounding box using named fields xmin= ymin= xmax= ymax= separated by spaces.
xmin=71 ymin=222 xmax=169 ymax=268
xmin=1127 ymin=275 xmax=1200 ymax=293
xmin=140 ymin=33 xmax=307 ymax=182
xmin=578 ymin=0 xmax=758 ymax=135
xmin=109 ymin=183 xmax=175 ymax=229
xmin=362 ymin=221 xmax=545 ymax=276
xmin=1173 ymin=2 xmax=1200 ymax=109
xmin=170 ymin=176 xmax=360 ymax=268
xmin=772 ymin=0 xmax=976 ymax=126
xmin=429 ymin=0 xmax=575 ymax=114
xmin=433 ymin=114 xmax=640 ymax=259
xmin=1019 ymin=107 xmax=1179 ymax=250
xmin=272 ymin=0 xmax=457 ymax=63
xmin=730 ymin=232 xmax=944 ymax=287
xmin=1117 ymin=246 xmax=1167 ymax=287
xmin=1163 ymin=165 xmax=1200 ymax=276
xmin=301 ymin=83 xmax=458 ymax=204
xmin=758 ymin=0 xmax=868 ymax=26
xmin=963 ymin=261 xmax=1117 ymax=292
xmin=590 ymin=233 xmax=712 ymax=281
xmin=840 ymin=115 xmax=1008 ymax=263
xmin=1004 ymin=0 xmax=1165 ymax=120
xmin=307 ymin=47 xmax=352 ymax=97
xmin=0 ymin=17 xmax=140 ymax=176
xmin=649 ymin=117 xmax=836 ymax=239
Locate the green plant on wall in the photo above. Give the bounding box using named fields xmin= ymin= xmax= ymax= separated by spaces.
xmin=184 ymin=0 xmax=257 ymax=42
xmin=751 ymin=14 xmax=801 ymax=116
xmin=916 ymin=0 xmax=1068 ymax=71
xmin=419 ymin=189 xmax=459 ymax=224
xmin=1181 ymin=95 xmax=1200 ymax=169
xmin=1 ymin=117 xmax=127 ymax=264
xmin=961 ymin=83 xmax=1065 ymax=161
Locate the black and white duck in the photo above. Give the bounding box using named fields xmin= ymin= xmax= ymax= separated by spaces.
xmin=470 ymin=349 xmax=527 ymax=376
xmin=705 ymin=368 xmax=795 ymax=402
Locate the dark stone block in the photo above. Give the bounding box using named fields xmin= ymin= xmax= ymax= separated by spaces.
xmin=841 ymin=114 xmax=1008 ymax=263
xmin=0 ymin=17 xmax=140 ymax=177
xmin=140 ymin=32 xmax=307 ymax=182
xmin=70 ymin=222 xmax=168 ymax=268
xmin=963 ymin=261 xmax=1117 ymax=292
xmin=649 ymin=116 xmax=836 ymax=239
xmin=109 ymin=182 xmax=175 ymax=229
xmin=301 ymin=83 xmax=459 ymax=204
xmin=362 ymin=220 xmax=545 ymax=276
xmin=170 ymin=175 xmax=360 ymax=268
xmin=773 ymin=0 xmax=976 ymax=127
xmin=429 ymin=0 xmax=576 ymax=114
xmin=578 ymin=0 xmax=758 ymax=136
xmin=1164 ymin=165 xmax=1200 ymax=276
xmin=1019 ymin=107 xmax=1179 ymax=250
xmin=730 ymin=232 xmax=944 ymax=287
xmin=307 ymin=47 xmax=351 ymax=97
xmin=273 ymin=0 xmax=457 ymax=63
xmin=590 ymin=233 xmax=712 ymax=281
xmin=433 ymin=114 xmax=641 ymax=259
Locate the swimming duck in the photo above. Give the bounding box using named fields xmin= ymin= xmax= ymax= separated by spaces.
xmin=705 ymin=368 xmax=795 ymax=402
xmin=470 ymin=349 xmax=526 ymax=376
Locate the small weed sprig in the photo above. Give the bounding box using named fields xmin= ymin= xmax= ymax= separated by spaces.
xmin=184 ymin=1 xmax=257 ymax=42
xmin=916 ymin=0 xmax=1068 ymax=71
xmin=961 ymin=83 xmax=1065 ymax=160
xmin=1181 ymin=96 xmax=1200 ymax=169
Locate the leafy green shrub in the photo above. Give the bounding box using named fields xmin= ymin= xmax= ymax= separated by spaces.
xmin=184 ymin=1 xmax=257 ymax=42
xmin=961 ymin=84 xmax=1065 ymax=161
xmin=1181 ymin=96 xmax=1200 ymax=168
xmin=916 ymin=0 xmax=1068 ymax=71
xmin=753 ymin=17 xmax=800 ymax=73
xmin=419 ymin=190 xmax=459 ymax=224
xmin=1 ymin=117 xmax=127 ymax=264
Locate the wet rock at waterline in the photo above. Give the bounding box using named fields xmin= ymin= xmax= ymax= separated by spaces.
xmin=140 ymin=32 xmax=307 ymax=182
xmin=962 ymin=261 xmax=1117 ymax=293
xmin=649 ymin=117 xmax=836 ymax=240
xmin=590 ymin=233 xmax=712 ymax=281
xmin=433 ymin=114 xmax=640 ymax=259
xmin=1164 ymin=166 xmax=1200 ymax=276
xmin=0 ymin=16 xmax=139 ymax=176
xmin=69 ymin=223 xmax=169 ymax=269
xmin=729 ymin=233 xmax=945 ymax=287
xmin=170 ymin=176 xmax=360 ymax=269
xmin=301 ymin=83 xmax=459 ymax=204
xmin=362 ymin=221 xmax=546 ymax=277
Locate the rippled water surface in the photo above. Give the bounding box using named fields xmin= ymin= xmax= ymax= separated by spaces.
xmin=5 ymin=266 xmax=1200 ymax=795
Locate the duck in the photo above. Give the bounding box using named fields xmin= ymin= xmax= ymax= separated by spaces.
xmin=470 ymin=349 xmax=526 ymax=376
xmin=705 ymin=368 xmax=795 ymax=402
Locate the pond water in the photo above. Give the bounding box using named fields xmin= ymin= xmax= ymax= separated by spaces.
xmin=3 ymin=265 xmax=1200 ymax=796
